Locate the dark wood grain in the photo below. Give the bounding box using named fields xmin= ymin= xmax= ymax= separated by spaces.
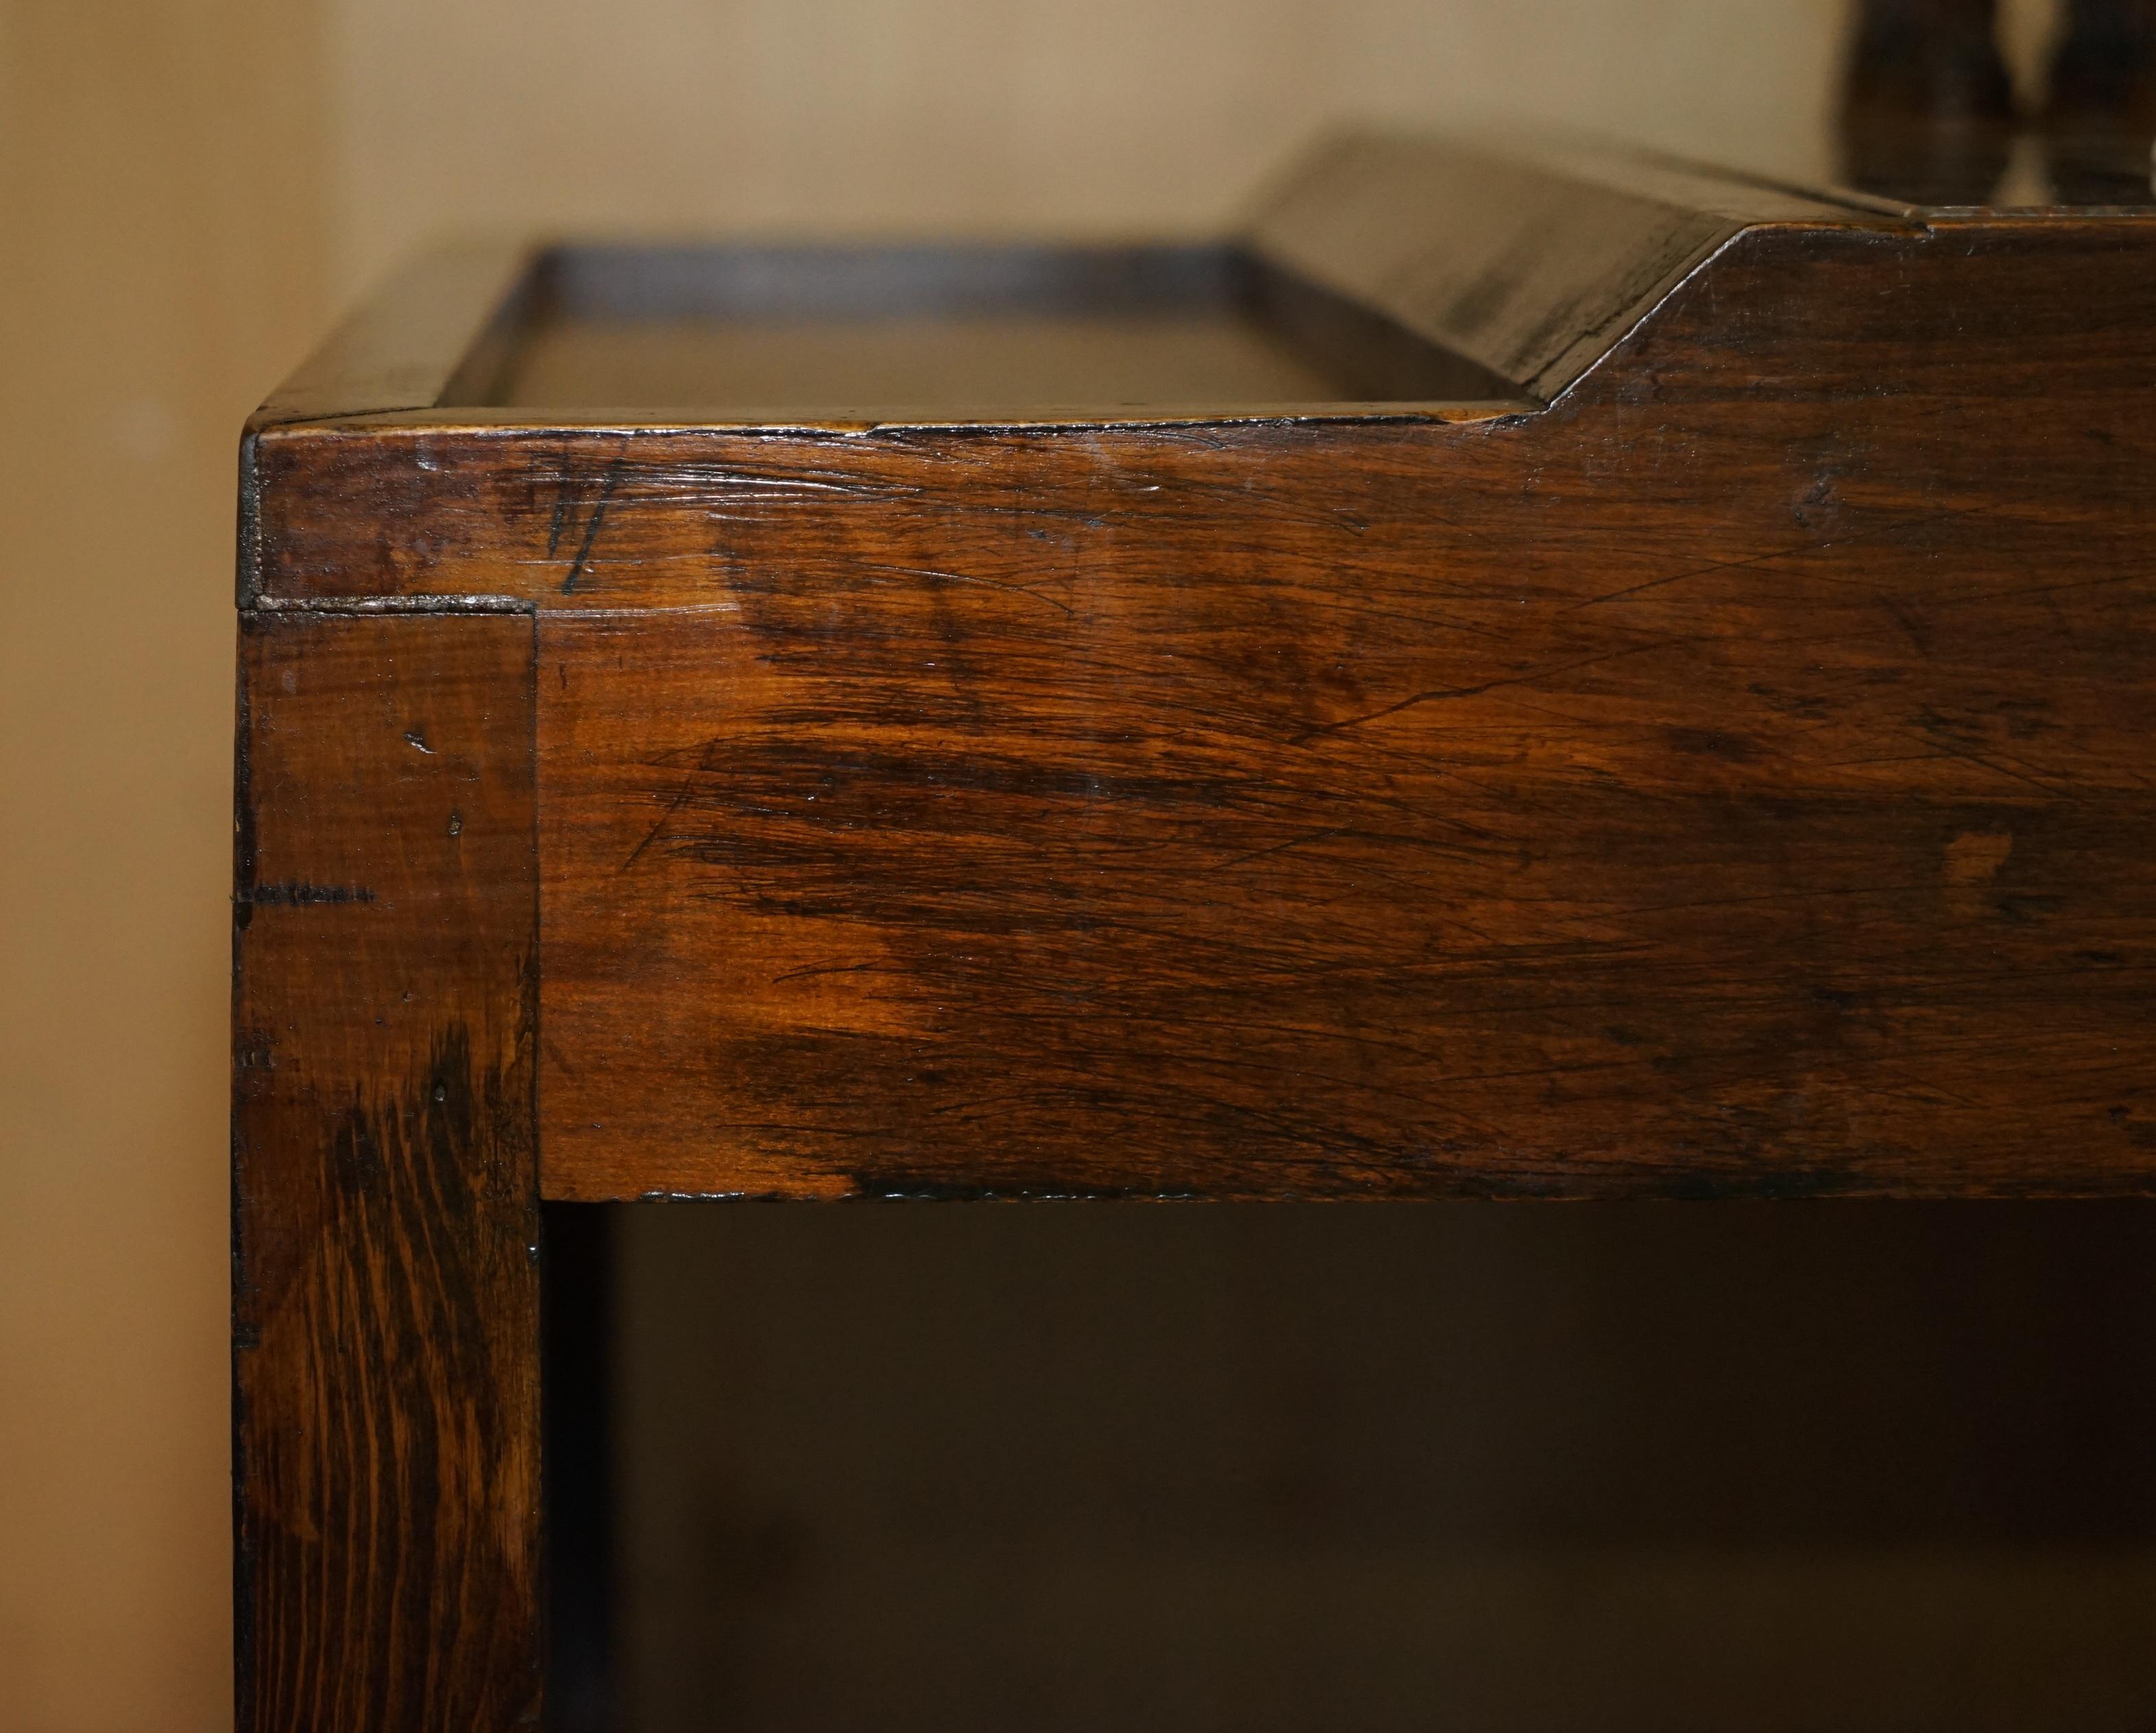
xmin=232 ymin=611 xmax=541 ymax=1731
xmin=500 ymin=217 xmax=2156 ymax=1200
xmin=236 ymin=130 xmax=2156 ymax=1725
xmin=1243 ymin=131 xmax=1883 ymax=399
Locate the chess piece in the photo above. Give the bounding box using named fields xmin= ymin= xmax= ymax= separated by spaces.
xmin=2045 ymin=0 xmax=2156 ymax=134
xmin=2037 ymin=1 xmax=2156 ymax=206
xmin=1840 ymin=0 xmax=2015 ymax=200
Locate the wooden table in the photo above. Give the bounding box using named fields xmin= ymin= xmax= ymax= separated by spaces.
xmin=231 ymin=131 xmax=2156 ymax=1729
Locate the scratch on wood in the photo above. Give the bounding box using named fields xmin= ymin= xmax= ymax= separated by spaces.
xmin=561 ymin=459 xmax=626 ymax=595
xmin=245 ymin=882 xmax=377 ymax=906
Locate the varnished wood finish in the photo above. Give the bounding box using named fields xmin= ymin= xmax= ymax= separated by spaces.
xmin=251 ymin=240 xmax=536 ymax=428
xmin=243 ymin=206 xmax=2156 ymax=1201
xmin=500 ymin=313 xmax=1360 ymax=417
xmin=237 ymin=128 xmax=2156 ymax=1723
xmin=232 ymin=612 xmax=540 ymax=1730
xmin=1244 ymin=132 xmax=1878 ymax=400
xmin=494 ymin=241 xmax=1523 ymax=415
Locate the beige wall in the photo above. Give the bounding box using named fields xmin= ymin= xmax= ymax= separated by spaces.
xmin=0 ymin=4 xmax=1967 ymax=1729
xmin=324 ymin=0 xmax=1850 ymax=293
xmin=0 ymin=9 xmax=328 ymax=1732
xmin=323 ymin=0 xmax=2074 ymax=299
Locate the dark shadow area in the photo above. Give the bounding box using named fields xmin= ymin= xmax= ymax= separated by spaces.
xmin=548 ymin=1202 xmax=2156 ymax=1732
xmin=463 ymin=243 xmax=1516 ymax=414
xmin=544 ymin=1202 xmax=619 ymax=1733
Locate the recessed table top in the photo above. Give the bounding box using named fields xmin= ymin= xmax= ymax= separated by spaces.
xmin=230 ymin=125 xmax=2156 ymax=1733
xmin=241 ymin=129 xmax=2156 ymax=1210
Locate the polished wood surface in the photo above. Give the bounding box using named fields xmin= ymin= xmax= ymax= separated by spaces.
xmin=502 ymin=314 xmax=1353 ymax=415
xmin=250 ymin=240 xmax=535 ymax=428
xmin=243 ymin=141 xmax=2156 ymax=1201
xmin=232 ymin=613 xmax=541 ymax=1731
xmin=1244 ymin=131 xmax=1872 ymax=400
xmin=235 ymin=129 xmax=2156 ymax=1720
xmin=529 ymin=221 xmax=2156 ymax=1200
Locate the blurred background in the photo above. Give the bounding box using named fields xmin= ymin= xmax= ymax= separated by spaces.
xmin=0 ymin=3 xmax=2129 ymax=1732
